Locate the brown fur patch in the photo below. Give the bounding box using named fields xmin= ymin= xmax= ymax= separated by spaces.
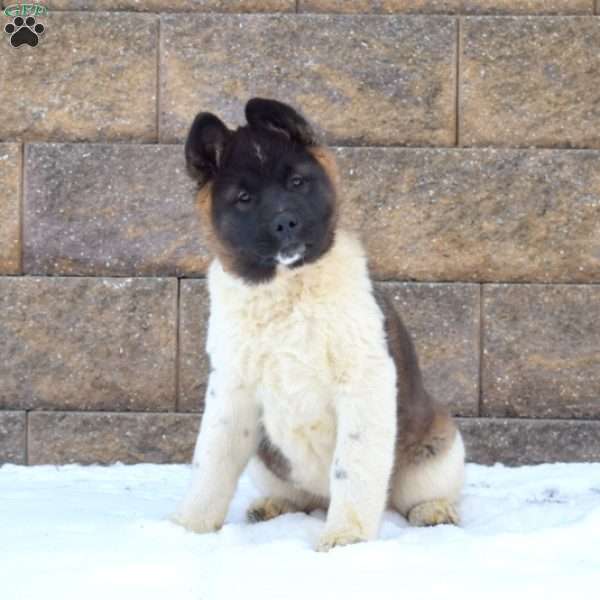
xmin=257 ymin=423 xmax=292 ymax=482
xmin=195 ymin=183 xmax=238 ymax=275
xmin=308 ymin=146 xmax=341 ymax=194
xmin=396 ymin=407 xmax=457 ymax=468
xmin=373 ymin=288 xmax=457 ymax=469
xmin=307 ymin=145 xmax=341 ymax=257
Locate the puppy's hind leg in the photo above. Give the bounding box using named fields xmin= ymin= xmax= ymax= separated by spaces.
xmin=391 ymin=413 xmax=465 ymax=527
xmin=246 ymin=457 xmax=325 ymax=523
xmin=247 ymin=497 xmax=301 ymax=523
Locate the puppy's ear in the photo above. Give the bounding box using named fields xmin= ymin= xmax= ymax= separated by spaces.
xmin=185 ymin=112 xmax=231 ymax=186
xmin=245 ymin=98 xmax=316 ymax=146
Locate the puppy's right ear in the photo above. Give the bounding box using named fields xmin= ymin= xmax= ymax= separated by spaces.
xmin=185 ymin=112 xmax=231 ymax=186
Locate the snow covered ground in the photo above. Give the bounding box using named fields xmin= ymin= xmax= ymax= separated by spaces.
xmin=1 ymin=462 xmax=599 ymax=600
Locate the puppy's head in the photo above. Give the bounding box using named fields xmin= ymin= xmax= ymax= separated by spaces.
xmin=185 ymin=98 xmax=339 ymax=284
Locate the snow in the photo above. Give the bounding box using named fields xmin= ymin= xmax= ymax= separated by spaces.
xmin=1 ymin=462 xmax=599 ymax=600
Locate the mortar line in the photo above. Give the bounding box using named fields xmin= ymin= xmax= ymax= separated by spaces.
xmin=455 ymin=17 xmax=462 ymax=147
xmin=14 ymin=140 xmax=600 ymax=151
xmin=17 ymin=410 xmax=599 ymax=423
xmin=18 ymin=143 xmax=24 ymax=275
xmin=25 ymin=410 xmax=30 ymax=465
xmin=156 ymin=16 xmax=161 ymax=143
xmin=4 ymin=274 xmax=600 ymax=286
xmin=174 ymin=278 xmax=181 ymax=412
xmin=478 ymin=284 xmax=484 ymax=417
xmin=24 ymin=9 xmax=596 ymax=15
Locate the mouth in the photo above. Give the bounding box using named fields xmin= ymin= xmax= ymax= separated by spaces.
xmin=276 ymin=242 xmax=307 ymax=267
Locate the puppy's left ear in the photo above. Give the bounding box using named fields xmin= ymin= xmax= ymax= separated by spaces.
xmin=185 ymin=112 xmax=231 ymax=186
xmin=245 ymin=98 xmax=316 ymax=146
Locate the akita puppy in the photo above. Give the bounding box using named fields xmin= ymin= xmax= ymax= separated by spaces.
xmin=174 ymin=98 xmax=465 ymax=551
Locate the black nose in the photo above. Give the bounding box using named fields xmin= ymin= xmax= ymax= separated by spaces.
xmin=270 ymin=211 xmax=301 ymax=241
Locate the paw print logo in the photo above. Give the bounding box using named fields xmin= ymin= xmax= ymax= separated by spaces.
xmin=4 ymin=16 xmax=45 ymax=48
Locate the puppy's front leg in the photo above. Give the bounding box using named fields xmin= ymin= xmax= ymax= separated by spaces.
xmin=317 ymin=359 xmax=397 ymax=551
xmin=174 ymin=374 xmax=258 ymax=533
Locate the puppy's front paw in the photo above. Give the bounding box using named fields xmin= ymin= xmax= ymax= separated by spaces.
xmin=170 ymin=507 xmax=222 ymax=534
xmin=316 ymin=530 xmax=365 ymax=552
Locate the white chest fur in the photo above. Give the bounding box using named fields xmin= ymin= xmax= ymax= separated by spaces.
xmin=205 ymin=230 xmax=393 ymax=496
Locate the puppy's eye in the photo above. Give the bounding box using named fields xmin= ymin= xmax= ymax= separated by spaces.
xmin=237 ymin=191 xmax=251 ymax=205
xmin=289 ymin=174 xmax=304 ymax=188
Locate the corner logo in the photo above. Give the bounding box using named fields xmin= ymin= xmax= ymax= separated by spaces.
xmin=4 ymin=3 xmax=47 ymax=47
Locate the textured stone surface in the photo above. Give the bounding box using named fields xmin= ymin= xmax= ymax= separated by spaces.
xmin=40 ymin=0 xmax=293 ymax=9
xmin=461 ymin=18 xmax=600 ymax=148
xmin=0 ymin=277 xmax=177 ymax=411
xmin=0 ymin=144 xmax=20 ymax=274
xmin=459 ymin=418 xmax=600 ymax=465
xmin=378 ymin=282 xmax=479 ymax=416
xmin=336 ymin=147 xmax=600 ymax=282
xmin=178 ymin=279 xmax=210 ymax=413
xmin=25 ymin=412 xmax=600 ymax=465
xmin=28 ymin=411 xmax=199 ymax=465
xmin=28 ymin=145 xmax=600 ymax=282
xmin=0 ymin=411 xmax=26 ymax=465
xmin=1 ymin=0 xmax=590 ymax=9
xmin=482 ymin=285 xmax=600 ymax=418
xmin=0 ymin=13 xmax=157 ymax=142
xmin=24 ymin=144 xmax=206 ymax=276
xmin=23 ymin=145 xmax=600 ymax=281
xmin=299 ymin=1 xmax=593 ymax=14
xmin=160 ymin=14 xmax=456 ymax=146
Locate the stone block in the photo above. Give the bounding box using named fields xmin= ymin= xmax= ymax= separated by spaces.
xmin=336 ymin=147 xmax=600 ymax=282
xmin=461 ymin=17 xmax=600 ymax=147
xmin=28 ymin=411 xmax=199 ymax=464
xmin=482 ymin=284 xmax=600 ymax=418
xmin=24 ymin=144 xmax=206 ymax=276
xmin=160 ymin=14 xmax=456 ymax=146
xmin=0 ymin=277 xmax=177 ymax=411
xmin=0 ymin=144 xmax=20 ymax=274
xmin=0 ymin=13 xmax=157 ymax=142
xmin=0 ymin=411 xmax=26 ymax=464
xmin=178 ymin=279 xmax=210 ymax=413
xmin=459 ymin=418 xmax=600 ymax=465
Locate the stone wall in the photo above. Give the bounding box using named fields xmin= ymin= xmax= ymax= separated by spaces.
xmin=1 ymin=0 xmax=599 ymax=466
